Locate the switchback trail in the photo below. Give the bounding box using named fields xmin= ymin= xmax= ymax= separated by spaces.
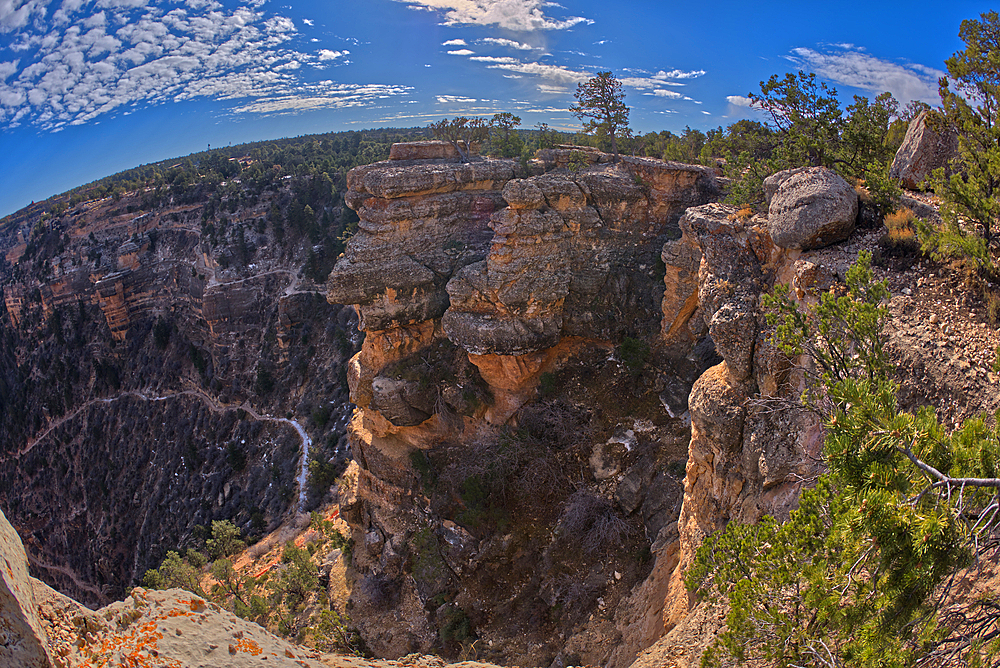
xmin=14 ymin=385 xmax=314 ymax=511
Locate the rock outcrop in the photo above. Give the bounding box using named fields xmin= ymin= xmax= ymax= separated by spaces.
xmin=1 ymin=507 xmax=504 ymax=668
xmin=635 ymin=203 xmax=841 ymax=666
xmin=326 ymin=145 xmax=718 ymax=664
xmin=765 ymin=166 xmax=858 ymax=250
xmin=890 ymin=110 xmax=960 ymax=190
xmin=0 ymin=508 xmax=55 ymax=668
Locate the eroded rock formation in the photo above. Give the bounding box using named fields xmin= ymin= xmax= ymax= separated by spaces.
xmin=890 ymin=109 xmax=960 ymax=190
xmin=326 ymin=145 xmax=718 ymax=664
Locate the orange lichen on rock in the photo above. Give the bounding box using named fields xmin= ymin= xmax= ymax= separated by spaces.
xmin=233 ymin=637 xmax=263 ymax=655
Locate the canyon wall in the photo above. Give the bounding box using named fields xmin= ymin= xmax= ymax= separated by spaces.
xmin=0 ymin=179 xmax=360 ymax=606
xmin=327 ymin=144 xmax=724 ymax=665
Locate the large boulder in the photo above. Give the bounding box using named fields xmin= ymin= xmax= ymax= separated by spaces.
xmin=766 ymin=167 xmax=858 ymax=250
xmin=890 ymin=110 xmax=959 ymax=190
xmin=0 ymin=509 xmax=54 ymax=668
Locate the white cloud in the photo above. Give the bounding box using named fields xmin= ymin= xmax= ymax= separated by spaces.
xmin=232 ymin=83 xmax=413 ymax=114
xmin=481 ymin=37 xmax=533 ymax=50
xmin=649 ymin=89 xmax=690 ymax=100
xmin=302 ymin=18 xmax=313 ymax=26
xmin=436 ymin=94 xmax=477 ymax=103
xmin=726 ymin=95 xmax=753 ymax=107
xmin=317 ymin=49 xmax=349 ymax=61
xmin=0 ymin=0 xmax=49 ymax=33
xmin=442 ymin=38 xmax=466 ymax=46
xmin=0 ymin=0 xmax=409 ymax=131
xmin=653 ymin=68 xmax=705 ymax=80
xmin=447 ymin=49 xmax=475 ymax=56
xmin=0 ymin=60 xmax=18 ymax=80
xmin=537 ymin=84 xmax=568 ymax=94
xmin=393 ymin=0 xmax=591 ymax=31
xmin=787 ymin=46 xmax=943 ymax=104
xmin=469 ymin=55 xmax=518 ymax=64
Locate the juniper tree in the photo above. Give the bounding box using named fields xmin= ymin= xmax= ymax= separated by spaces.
xmin=922 ymin=11 xmax=1000 ymax=276
xmin=688 ymin=251 xmax=1000 ymax=667
xmin=570 ymin=71 xmax=629 ymax=161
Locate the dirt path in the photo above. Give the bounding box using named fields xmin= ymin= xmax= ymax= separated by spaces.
xmin=15 ymin=386 xmax=314 ymax=509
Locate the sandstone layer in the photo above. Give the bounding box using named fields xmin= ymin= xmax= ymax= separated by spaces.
xmin=326 ymin=145 xmax=718 ymax=665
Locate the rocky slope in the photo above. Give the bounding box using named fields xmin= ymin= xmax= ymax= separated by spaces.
xmin=327 ymin=144 xmax=1000 ymax=668
xmin=0 ymin=167 xmax=361 ymax=606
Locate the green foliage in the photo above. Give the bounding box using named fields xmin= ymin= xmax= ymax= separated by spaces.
xmin=144 ymin=550 xmax=205 ymax=596
xmin=764 ymin=250 xmax=889 ymax=393
xmin=254 ymin=365 xmax=275 ymax=394
xmin=438 ymin=605 xmax=473 ymax=645
xmin=152 ymin=317 xmax=171 ymax=350
xmin=921 ymin=11 xmax=1000 ymax=278
xmin=570 ymin=71 xmax=630 ymax=160
xmin=537 ymin=371 xmax=557 ymax=398
xmin=751 ymin=70 xmax=843 ymax=168
xmin=410 ymin=527 xmax=448 ymax=585
xmin=486 ymin=112 xmax=524 ymax=158
xmin=310 ymin=609 xmax=365 ymax=656
xmin=205 ymin=520 xmax=245 ymax=560
xmin=617 ymin=336 xmax=651 ymax=376
xmin=841 ymin=92 xmax=902 ymax=172
xmin=429 ymin=116 xmax=491 ymax=162
xmin=277 ymin=543 xmax=319 ymax=610
xmin=694 ymin=252 xmax=1000 ymax=667
xmin=859 ymin=159 xmax=903 ymax=222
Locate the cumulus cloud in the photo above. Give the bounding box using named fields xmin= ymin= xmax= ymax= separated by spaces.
xmin=0 ymin=59 xmax=18 ymax=80
xmin=442 ymin=38 xmax=466 ymax=46
xmin=394 ymin=0 xmax=591 ymax=31
xmin=447 ymin=49 xmax=475 ymax=56
xmin=0 ymin=0 xmax=413 ymax=130
xmin=787 ymin=46 xmax=943 ymax=104
xmin=317 ymin=49 xmax=349 ymax=61
xmin=726 ymin=95 xmax=753 ymax=107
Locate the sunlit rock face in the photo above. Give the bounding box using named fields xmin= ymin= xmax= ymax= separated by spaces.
xmin=325 ymin=144 xmax=720 ymax=663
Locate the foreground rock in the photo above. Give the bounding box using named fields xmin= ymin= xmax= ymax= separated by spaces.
xmin=765 ymin=167 xmax=858 ymax=250
xmin=890 ymin=110 xmax=959 ymax=190
xmin=0 ymin=507 xmax=55 ymax=668
xmin=1 ymin=507 xmax=503 ymax=668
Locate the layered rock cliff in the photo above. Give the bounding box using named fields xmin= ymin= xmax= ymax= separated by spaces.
xmin=0 ymin=176 xmax=361 ymax=606
xmin=326 ymin=144 xmax=722 ymax=665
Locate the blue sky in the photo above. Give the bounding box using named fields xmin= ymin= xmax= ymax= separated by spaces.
xmin=0 ymin=0 xmax=988 ymax=217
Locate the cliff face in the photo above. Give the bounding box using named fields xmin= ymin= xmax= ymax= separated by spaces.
xmin=0 ymin=178 xmax=360 ymax=606
xmin=326 ymin=145 xmax=720 ymax=666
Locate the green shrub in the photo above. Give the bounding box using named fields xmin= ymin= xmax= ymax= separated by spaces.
xmin=617 ymin=336 xmax=650 ymax=375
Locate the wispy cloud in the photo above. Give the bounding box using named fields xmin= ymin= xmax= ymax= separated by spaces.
xmin=436 ymin=94 xmax=477 ymax=103
xmin=726 ymin=95 xmax=753 ymax=107
xmin=480 ymin=37 xmax=534 ymax=51
xmin=232 ymin=83 xmax=414 ymax=115
xmin=442 ymin=38 xmax=466 ymax=46
xmin=393 ymin=0 xmax=591 ymax=31
xmin=447 ymin=49 xmax=475 ymax=56
xmin=787 ymin=46 xmax=943 ymax=104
